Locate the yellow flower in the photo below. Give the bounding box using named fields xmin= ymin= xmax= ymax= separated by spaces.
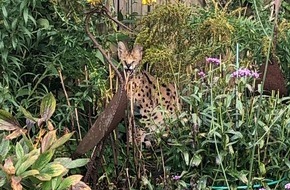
xmin=87 ymin=0 xmax=102 ymax=6
xmin=142 ymin=0 xmax=156 ymax=5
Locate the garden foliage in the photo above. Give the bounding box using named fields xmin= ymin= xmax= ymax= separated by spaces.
xmin=1 ymin=0 xmax=290 ymax=189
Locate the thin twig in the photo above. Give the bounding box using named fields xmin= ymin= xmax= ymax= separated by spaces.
xmin=58 ymin=69 xmax=75 ymax=132
xmin=85 ymin=7 xmax=124 ymax=84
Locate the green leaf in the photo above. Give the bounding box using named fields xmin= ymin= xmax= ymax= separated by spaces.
xmin=183 ymin=151 xmax=189 ymax=166
xmin=35 ymin=173 xmax=52 ymax=181
xmin=0 ymin=109 xmax=21 ymax=131
xmin=23 ymin=8 xmax=28 ymax=24
xmin=96 ymin=50 xmax=105 ymax=64
xmin=16 ymin=155 xmax=39 ymax=175
xmin=49 ymin=132 xmax=74 ymax=151
xmin=57 ymin=175 xmax=83 ymax=190
xmin=259 ymin=162 xmax=266 ymax=175
xmin=1 ymin=6 xmax=7 ymax=18
xmin=0 ymin=136 xmax=10 ymax=162
xmin=19 ymin=106 xmax=38 ymax=122
xmin=40 ymin=163 xmax=67 ymax=178
xmin=37 ymin=18 xmax=50 ymax=29
xmin=15 ymin=142 xmax=25 ymax=160
xmin=19 ymin=169 xmax=39 ymax=178
xmin=15 ymin=148 xmax=40 ymax=172
xmin=32 ymin=149 xmax=54 ymax=171
xmin=54 ymin=158 xmax=89 ymax=169
xmin=40 ymin=93 xmax=56 ymax=121
xmin=190 ymin=154 xmax=202 ymax=167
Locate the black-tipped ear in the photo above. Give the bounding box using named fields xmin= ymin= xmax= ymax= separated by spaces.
xmin=117 ymin=42 xmax=128 ymax=60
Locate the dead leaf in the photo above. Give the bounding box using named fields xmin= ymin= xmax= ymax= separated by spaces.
xmin=71 ymin=181 xmax=92 ymax=190
xmin=11 ymin=176 xmax=22 ymax=190
xmin=3 ymin=157 xmax=16 ymax=175
xmin=5 ymin=129 xmax=27 ymax=140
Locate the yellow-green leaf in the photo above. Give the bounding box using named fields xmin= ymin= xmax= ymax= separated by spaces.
xmin=40 ymin=163 xmax=67 ymax=178
xmin=15 ymin=143 xmax=24 ymax=160
xmin=19 ymin=169 xmax=39 ymax=178
xmin=57 ymin=175 xmax=83 ymax=190
xmin=34 ymin=173 xmax=52 ymax=181
xmin=16 ymin=155 xmax=39 ymax=175
xmin=32 ymin=149 xmax=54 ymax=171
xmin=49 ymin=132 xmax=74 ymax=151
xmin=40 ymin=93 xmax=56 ymax=121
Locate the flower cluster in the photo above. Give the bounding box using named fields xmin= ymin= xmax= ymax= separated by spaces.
xmin=285 ymin=183 xmax=290 ymax=189
xmin=142 ymin=0 xmax=156 ymax=5
xmin=172 ymin=175 xmax=181 ymax=180
xmin=231 ymin=68 xmax=259 ymax=79
xmin=206 ymin=57 xmax=221 ymax=65
xmin=198 ymin=70 xmax=206 ymax=78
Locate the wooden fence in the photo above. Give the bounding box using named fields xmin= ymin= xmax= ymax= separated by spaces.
xmin=114 ymin=0 xmax=204 ymax=16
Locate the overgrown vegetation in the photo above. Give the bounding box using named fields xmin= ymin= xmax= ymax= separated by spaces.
xmin=0 ymin=0 xmax=290 ymax=189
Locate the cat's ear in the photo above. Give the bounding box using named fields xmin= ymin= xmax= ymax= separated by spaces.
xmin=117 ymin=42 xmax=128 ymax=60
xmin=131 ymin=44 xmax=143 ymax=62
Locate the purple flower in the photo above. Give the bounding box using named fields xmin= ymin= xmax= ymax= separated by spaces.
xmin=285 ymin=183 xmax=290 ymax=189
xmin=231 ymin=68 xmax=260 ymax=79
xmin=172 ymin=175 xmax=181 ymax=180
xmin=198 ymin=71 xmax=206 ymax=78
xmin=206 ymin=57 xmax=221 ymax=65
xmin=258 ymin=188 xmax=266 ymax=190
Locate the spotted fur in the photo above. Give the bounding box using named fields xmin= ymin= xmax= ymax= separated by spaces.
xmin=118 ymin=42 xmax=179 ymax=130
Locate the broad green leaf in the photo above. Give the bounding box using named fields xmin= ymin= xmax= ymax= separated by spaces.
xmin=49 ymin=132 xmax=74 ymax=151
xmin=0 ymin=175 xmax=5 ymax=187
xmin=57 ymin=175 xmax=83 ymax=190
xmin=15 ymin=149 xmax=40 ymax=172
xmin=55 ymin=158 xmax=89 ymax=169
xmin=40 ymin=93 xmax=56 ymax=121
xmin=32 ymin=149 xmax=54 ymax=171
xmin=15 ymin=142 xmax=24 ymax=160
xmin=1 ymin=6 xmax=7 ymax=18
xmin=19 ymin=169 xmax=39 ymax=178
xmin=0 ymin=136 xmax=10 ymax=161
xmin=16 ymin=155 xmax=39 ymax=175
xmin=0 ymin=109 xmax=21 ymax=131
xmin=41 ymin=176 xmax=61 ymax=190
xmin=41 ymin=130 xmax=57 ymax=152
xmin=40 ymin=163 xmax=67 ymax=178
xmin=35 ymin=173 xmax=52 ymax=181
